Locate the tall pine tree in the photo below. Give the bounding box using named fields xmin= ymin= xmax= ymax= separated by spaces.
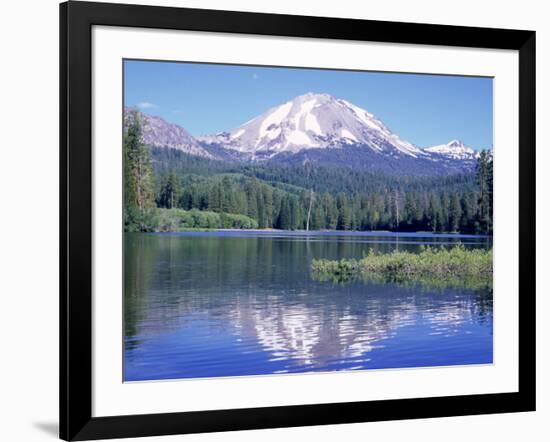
xmin=476 ymin=150 xmax=493 ymax=233
xmin=124 ymin=110 xmax=155 ymax=231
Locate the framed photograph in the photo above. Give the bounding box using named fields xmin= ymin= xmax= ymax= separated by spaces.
xmin=60 ymin=1 xmax=536 ymax=440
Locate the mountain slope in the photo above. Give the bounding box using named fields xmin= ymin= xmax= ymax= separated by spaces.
xmin=124 ymin=108 xmax=214 ymax=159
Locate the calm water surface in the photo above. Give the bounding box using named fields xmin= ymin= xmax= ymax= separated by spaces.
xmin=124 ymin=231 xmax=493 ymax=381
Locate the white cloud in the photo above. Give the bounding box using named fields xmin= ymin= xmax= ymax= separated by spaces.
xmin=136 ymin=101 xmax=158 ymax=109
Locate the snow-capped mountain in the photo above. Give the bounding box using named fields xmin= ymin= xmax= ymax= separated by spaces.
xmin=127 ymin=95 xmax=486 ymax=176
xmin=425 ymin=140 xmax=479 ymax=161
xmin=200 ymin=93 xmax=427 ymax=160
xmin=124 ymin=108 xmax=214 ymax=159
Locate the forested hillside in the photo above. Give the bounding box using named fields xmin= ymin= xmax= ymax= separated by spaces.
xmin=124 ymin=111 xmax=493 ymax=234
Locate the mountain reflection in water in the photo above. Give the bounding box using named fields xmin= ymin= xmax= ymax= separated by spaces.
xmin=124 ymin=232 xmax=493 ymax=381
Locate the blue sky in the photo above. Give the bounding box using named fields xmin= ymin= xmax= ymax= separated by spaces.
xmin=124 ymin=59 xmax=493 ymax=150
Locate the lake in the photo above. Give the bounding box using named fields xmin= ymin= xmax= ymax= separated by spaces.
xmin=124 ymin=231 xmax=493 ymax=382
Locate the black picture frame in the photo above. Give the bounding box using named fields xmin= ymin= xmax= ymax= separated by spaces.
xmin=60 ymin=1 xmax=536 ymax=440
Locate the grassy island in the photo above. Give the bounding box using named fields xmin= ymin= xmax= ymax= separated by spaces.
xmin=311 ymin=245 xmax=493 ymax=289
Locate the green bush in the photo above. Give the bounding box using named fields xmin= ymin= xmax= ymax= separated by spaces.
xmin=124 ymin=207 xmax=158 ymax=232
xmin=152 ymin=208 xmax=258 ymax=231
xmin=311 ymin=245 xmax=492 ymax=289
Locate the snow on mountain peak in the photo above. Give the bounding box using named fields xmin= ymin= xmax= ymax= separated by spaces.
xmin=424 ymin=140 xmax=478 ymax=160
xmin=201 ymin=93 xmax=425 ymax=159
xmin=448 ymin=139 xmax=464 ymax=147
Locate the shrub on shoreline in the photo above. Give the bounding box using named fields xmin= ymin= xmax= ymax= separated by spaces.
xmin=152 ymin=208 xmax=258 ymax=231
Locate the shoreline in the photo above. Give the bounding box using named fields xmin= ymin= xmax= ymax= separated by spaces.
xmin=135 ymin=228 xmax=493 ymax=238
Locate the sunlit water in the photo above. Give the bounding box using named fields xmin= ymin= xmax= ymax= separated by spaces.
xmin=124 ymin=231 xmax=493 ymax=381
